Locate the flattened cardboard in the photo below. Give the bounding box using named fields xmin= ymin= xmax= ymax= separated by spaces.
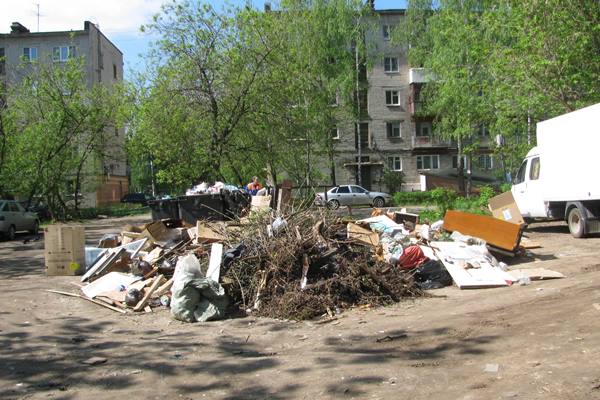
xmin=45 ymin=225 xmax=86 ymax=276
xmin=488 ymin=191 xmax=524 ymax=225
xmin=196 ymin=222 xmax=225 ymax=244
xmin=347 ymin=222 xmax=380 ymax=247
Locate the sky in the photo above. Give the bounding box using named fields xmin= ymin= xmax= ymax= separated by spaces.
xmin=0 ymin=0 xmax=406 ymax=78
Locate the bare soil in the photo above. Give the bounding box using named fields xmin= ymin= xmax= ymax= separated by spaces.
xmin=1 ymin=215 xmax=599 ymax=400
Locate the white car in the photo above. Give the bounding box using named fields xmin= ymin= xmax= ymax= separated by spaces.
xmin=315 ymin=185 xmax=392 ymax=209
xmin=0 ymin=200 xmax=39 ymax=240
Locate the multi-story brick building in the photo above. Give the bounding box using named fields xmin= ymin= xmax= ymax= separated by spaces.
xmin=327 ymin=6 xmax=495 ymax=192
xmin=0 ymin=21 xmax=128 ymax=206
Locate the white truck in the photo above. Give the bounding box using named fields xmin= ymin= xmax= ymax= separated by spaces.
xmin=512 ymin=103 xmax=600 ymax=238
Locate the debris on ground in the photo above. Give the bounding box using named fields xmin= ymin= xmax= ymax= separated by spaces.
xmin=44 ymin=196 xmax=564 ymax=321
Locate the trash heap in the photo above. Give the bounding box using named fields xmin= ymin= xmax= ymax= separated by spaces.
xmin=51 ymin=193 xmax=566 ymax=322
xmin=66 ymin=208 xmax=425 ymax=321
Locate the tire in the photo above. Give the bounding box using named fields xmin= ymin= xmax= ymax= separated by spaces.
xmin=327 ymin=199 xmax=340 ymax=210
xmin=373 ymin=197 xmax=385 ymax=208
xmin=7 ymin=225 xmax=16 ymax=241
xmin=567 ymin=207 xmax=585 ymax=238
xmin=29 ymin=220 xmax=39 ymax=235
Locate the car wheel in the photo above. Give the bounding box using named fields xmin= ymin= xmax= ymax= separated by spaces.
xmin=567 ymin=207 xmax=585 ymax=238
xmin=7 ymin=225 xmax=16 ymax=241
xmin=327 ymin=199 xmax=340 ymax=210
xmin=373 ymin=197 xmax=385 ymax=208
xmin=29 ymin=220 xmax=39 ymax=235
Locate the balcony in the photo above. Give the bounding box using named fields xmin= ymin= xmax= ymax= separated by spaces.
xmin=412 ymin=135 xmax=451 ymax=148
xmin=409 ymin=68 xmax=434 ymax=84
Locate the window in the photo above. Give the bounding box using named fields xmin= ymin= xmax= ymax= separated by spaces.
xmin=417 ymin=155 xmax=440 ymax=170
xmin=416 ymin=121 xmax=432 ymax=137
xmin=23 ymin=47 xmax=38 ymax=62
xmin=53 ymin=45 xmax=76 ymax=62
xmin=382 ymin=25 xmax=392 ymax=40
xmin=514 ymin=160 xmax=527 ymax=184
xmin=452 ymin=155 xmax=468 ymax=169
xmin=351 ymin=186 xmax=367 ymax=193
xmin=8 ymin=202 xmax=20 ymax=212
xmin=337 ymin=186 xmax=350 ymax=194
xmin=477 ymin=125 xmax=488 ymax=137
xmin=0 ymin=48 xmax=4 ymax=75
xmin=113 ymin=64 xmax=117 ymax=79
xmin=388 ymin=156 xmax=402 ymax=171
xmin=478 ymin=154 xmax=493 ymax=170
xmin=386 ymin=121 xmax=401 ymax=138
xmin=385 ymin=90 xmax=400 ymax=106
xmin=355 ymin=155 xmax=370 ymax=163
xmin=529 ymin=157 xmax=540 ymax=180
xmin=384 ymin=57 xmax=399 ymax=73
xmin=329 ymin=187 xmax=338 ymax=194
xmin=331 ymin=127 xmax=340 ymax=140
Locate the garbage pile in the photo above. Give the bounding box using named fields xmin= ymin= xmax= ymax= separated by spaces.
xmin=49 ymin=196 xmax=566 ymax=322
xmin=61 ymin=208 xmax=430 ymax=321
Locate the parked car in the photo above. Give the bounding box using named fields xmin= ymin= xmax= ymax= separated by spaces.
xmin=121 ymin=193 xmax=153 ymax=206
xmin=0 ymin=200 xmax=39 ymax=240
xmin=314 ymin=185 xmax=392 ymax=209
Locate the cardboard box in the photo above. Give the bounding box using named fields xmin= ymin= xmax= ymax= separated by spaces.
xmin=488 ymin=191 xmax=524 ymax=225
xmin=44 ymin=225 xmax=86 ymax=276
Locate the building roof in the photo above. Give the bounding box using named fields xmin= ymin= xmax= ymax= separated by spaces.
xmin=0 ymin=21 xmax=123 ymax=56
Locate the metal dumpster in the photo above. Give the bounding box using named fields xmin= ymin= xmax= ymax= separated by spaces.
xmin=148 ymin=198 xmax=180 ymax=221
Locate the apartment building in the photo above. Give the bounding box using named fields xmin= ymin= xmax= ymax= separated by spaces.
xmin=327 ymin=7 xmax=495 ymax=192
xmin=0 ymin=21 xmax=128 ymax=206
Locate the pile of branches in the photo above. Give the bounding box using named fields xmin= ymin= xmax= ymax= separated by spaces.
xmin=218 ymin=209 xmax=423 ymax=320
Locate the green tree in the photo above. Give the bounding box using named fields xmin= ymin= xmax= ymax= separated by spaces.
xmin=1 ymin=58 xmax=126 ymax=219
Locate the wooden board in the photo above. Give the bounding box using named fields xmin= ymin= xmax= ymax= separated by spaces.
xmin=207 ymin=243 xmax=223 ymax=282
xmin=508 ymin=268 xmax=565 ymax=281
xmin=443 ymin=210 xmax=524 ymax=252
xmin=428 ymin=242 xmax=515 ymax=289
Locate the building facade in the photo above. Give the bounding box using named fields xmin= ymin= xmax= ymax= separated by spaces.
xmin=0 ymin=21 xmax=128 ymax=206
xmin=327 ymin=8 xmax=495 ymax=193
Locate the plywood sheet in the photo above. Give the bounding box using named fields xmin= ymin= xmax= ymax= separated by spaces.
xmin=428 ymin=242 xmax=515 ymax=289
xmin=508 ymin=268 xmax=565 ymax=281
xmin=443 ymin=210 xmax=523 ymax=251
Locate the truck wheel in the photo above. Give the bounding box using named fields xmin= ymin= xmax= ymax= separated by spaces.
xmin=327 ymin=199 xmax=340 ymax=210
xmin=567 ymin=207 xmax=585 ymax=238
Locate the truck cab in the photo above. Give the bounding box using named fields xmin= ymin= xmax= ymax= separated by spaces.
xmin=511 ymin=147 xmax=546 ymax=218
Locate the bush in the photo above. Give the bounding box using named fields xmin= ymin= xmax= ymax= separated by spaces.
xmin=393 ymin=191 xmax=436 ymax=205
xmin=74 ymin=204 xmax=149 ymax=220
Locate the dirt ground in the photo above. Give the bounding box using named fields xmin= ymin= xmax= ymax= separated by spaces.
xmin=1 ymin=214 xmax=600 ymax=400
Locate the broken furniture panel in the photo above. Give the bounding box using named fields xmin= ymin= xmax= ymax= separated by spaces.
xmin=443 ymin=210 xmax=524 ymax=252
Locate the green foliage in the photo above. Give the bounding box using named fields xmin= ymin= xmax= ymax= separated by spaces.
xmin=430 ymin=187 xmax=458 ymax=215
xmin=129 ymin=0 xmax=372 ymax=190
xmin=382 ymin=170 xmax=404 ymax=193
xmin=0 ymin=58 xmax=127 ymax=220
xmin=393 ymin=191 xmax=436 ymax=205
xmin=75 ymin=204 xmax=149 ymax=220
xmin=401 ymin=0 xmax=600 ymax=182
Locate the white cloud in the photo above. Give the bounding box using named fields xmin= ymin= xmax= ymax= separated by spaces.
xmin=0 ymin=0 xmax=164 ymax=36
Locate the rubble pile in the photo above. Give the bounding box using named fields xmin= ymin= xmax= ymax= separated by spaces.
xmin=46 ymin=190 xmax=567 ymax=322
xmin=217 ymin=210 xmax=422 ymax=320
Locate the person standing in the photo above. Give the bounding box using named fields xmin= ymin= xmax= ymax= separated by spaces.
xmin=246 ymin=176 xmax=263 ymax=195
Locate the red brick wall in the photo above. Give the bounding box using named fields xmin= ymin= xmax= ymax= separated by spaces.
xmin=96 ymin=175 xmax=129 ymax=206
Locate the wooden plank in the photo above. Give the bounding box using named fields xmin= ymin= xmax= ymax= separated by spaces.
xmin=508 ymin=268 xmax=565 ymax=280
xmin=443 ymin=210 xmax=523 ymax=251
xmin=206 ymin=243 xmax=223 ymax=282
xmin=47 ymin=289 xmax=126 ymax=314
xmin=133 ymin=274 xmax=164 ymax=312
xmin=153 ymin=278 xmax=173 ymax=297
